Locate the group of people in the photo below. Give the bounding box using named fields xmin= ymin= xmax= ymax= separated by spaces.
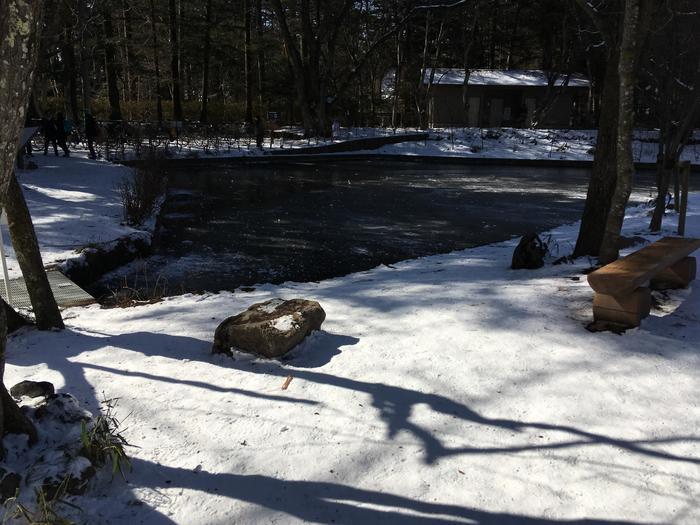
xmin=39 ymin=111 xmax=99 ymax=159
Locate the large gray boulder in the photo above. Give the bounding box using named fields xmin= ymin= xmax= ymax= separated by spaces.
xmin=212 ymin=298 xmax=326 ymax=358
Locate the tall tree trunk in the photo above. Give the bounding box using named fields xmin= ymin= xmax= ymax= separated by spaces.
xmin=255 ymin=0 xmax=266 ymax=114
xmin=121 ymin=0 xmax=133 ymax=105
xmin=103 ymin=5 xmax=123 ymax=121
xmin=150 ymin=0 xmax=164 ymax=124
xmin=573 ymin=49 xmax=619 ymax=257
xmin=462 ymin=3 xmax=479 ymax=115
xmin=505 ymin=0 xmax=521 ymax=69
xmin=244 ymin=0 xmax=254 ymax=123
xmin=59 ymin=13 xmax=80 ymax=125
xmin=392 ymin=30 xmax=402 ymax=129
xmin=78 ymin=0 xmax=92 ymax=112
xmin=200 ymin=0 xmax=213 ymax=123
xmin=598 ymin=0 xmax=640 ymax=264
xmin=5 ymin=175 xmax=64 ymax=330
xmin=0 ymin=0 xmax=44 ymax=455
xmin=168 ymin=0 xmax=183 ymax=121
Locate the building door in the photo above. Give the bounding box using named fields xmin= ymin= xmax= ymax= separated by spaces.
xmin=489 ymin=98 xmax=503 ymax=127
xmin=468 ymin=97 xmax=480 ymax=127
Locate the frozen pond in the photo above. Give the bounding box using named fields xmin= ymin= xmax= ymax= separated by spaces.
xmin=98 ymin=160 xmax=659 ymax=295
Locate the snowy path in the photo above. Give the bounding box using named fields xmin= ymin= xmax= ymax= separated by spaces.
xmin=4 ymin=191 xmax=700 ymax=523
xmin=7 ymin=151 xmax=140 ymax=278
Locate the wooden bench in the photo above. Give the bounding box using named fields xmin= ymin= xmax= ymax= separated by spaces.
xmin=587 ymin=237 xmax=700 ymax=327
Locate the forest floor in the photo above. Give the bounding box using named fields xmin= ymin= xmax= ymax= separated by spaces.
xmin=2 ymin=150 xmax=699 ymax=524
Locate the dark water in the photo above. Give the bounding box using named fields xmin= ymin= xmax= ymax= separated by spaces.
xmin=99 ymin=160 xmax=659 ymax=295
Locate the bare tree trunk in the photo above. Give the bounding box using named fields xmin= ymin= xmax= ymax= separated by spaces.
xmin=103 ymin=4 xmax=123 ymax=121
xmin=5 ymin=175 xmax=64 ymax=330
xmin=573 ymin=50 xmax=619 ymax=257
xmin=255 ymin=0 xmax=265 ymax=114
xmin=598 ymin=0 xmax=640 ymax=264
xmin=244 ymin=0 xmax=254 ymax=123
xmin=200 ymin=0 xmax=213 ymax=123
xmin=78 ymin=0 xmax=92 ymax=113
xmin=392 ymin=30 xmax=402 ymax=129
xmin=505 ymin=0 xmax=521 ymax=69
xmin=169 ymin=0 xmax=184 ymax=121
xmin=150 ymin=0 xmax=164 ymax=124
xmin=121 ymin=0 xmax=133 ymax=105
xmin=60 ymin=20 xmax=81 ymax=124
xmin=462 ymin=3 xmax=479 ymax=115
xmin=0 ymin=0 xmax=44 ymax=455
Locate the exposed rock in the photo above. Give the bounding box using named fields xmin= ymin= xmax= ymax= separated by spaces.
xmin=0 ymin=468 xmax=21 ymax=503
xmin=511 ymin=233 xmax=547 ymax=270
xmin=10 ymin=380 xmax=55 ymax=399
xmin=212 ymin=298 xmax=326 ymax=358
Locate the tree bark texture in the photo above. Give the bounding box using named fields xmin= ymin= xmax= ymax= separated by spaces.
xmin=78 ymin=0 xmax=93 ymax=112
xmin=5 ymin=174 xmax=64 ymax=330
xmin=150 ymin=0 xmax=164 ymax=123
xmin=573 ymin=47 xmax=620 ymax=257
xmin=255 ymin=0 xmax=265 ymax=113
xmin=169 ymin=0 xmax=184 ymax=121
xmin=199 ymin=0 xmax=213 ymax=123
xmin=244 ymin=0 xmax=254 ymax=123
xmin=103 ymin=5 xmax=123 ymax=121
xmin=0 ymin=0 xmax=44 ymax=454
xmin=598 ymin=0 xmax=640 ymax=264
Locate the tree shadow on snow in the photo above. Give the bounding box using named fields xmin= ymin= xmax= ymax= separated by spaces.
xmin=280 ymin=331 xmax=359 ymax=368
xmin=124 ymin=458 xmax=654 ymax=525
xmin=224 ymin=360 xmax=700 ymax=467
xmin=9 ymin=326 xmax=697 ymax=469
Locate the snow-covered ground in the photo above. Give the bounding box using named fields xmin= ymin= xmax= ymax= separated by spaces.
xmin=112 ymin=126 xmax=700 ymax=165
xmin=3 ymin=150 xmax=700 ymax=523
xmin=7 ymin=151 xmax=149 ymax=279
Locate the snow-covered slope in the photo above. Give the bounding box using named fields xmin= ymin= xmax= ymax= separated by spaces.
xmin=3 ymin=187 xmax=699 ymax=523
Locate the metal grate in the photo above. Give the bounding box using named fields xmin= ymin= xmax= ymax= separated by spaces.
xmin=0 ymin=270 xmax=95 ymax=310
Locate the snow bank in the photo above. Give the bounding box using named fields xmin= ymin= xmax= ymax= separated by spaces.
xmin=9 ymin=151 xmax=152 ymax=281
xmin=111 ymin=127 xmax=700 ymax=166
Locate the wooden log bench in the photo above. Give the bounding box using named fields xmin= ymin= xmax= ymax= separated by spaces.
xmin=587 ymin=237 xmax=700 ymax=327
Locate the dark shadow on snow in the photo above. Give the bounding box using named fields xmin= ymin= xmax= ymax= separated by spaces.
xmin=125 ymin=458 xmax=656 ymax=525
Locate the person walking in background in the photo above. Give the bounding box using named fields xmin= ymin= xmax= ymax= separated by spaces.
xmin=331 ymin=119 xmax=341 ymax=139
xmin=42 ymin=116 xmax=58 ymax=155
xmin=84 ymin=110 xmax=98 ymax=159
xmin=55 ymin=112 xmax=71 ymax=157
xmin=255 ymin=115 xmax=264 ymax=150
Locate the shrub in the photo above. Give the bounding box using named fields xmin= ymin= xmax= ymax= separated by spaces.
xmin=118 ymin=155 xmax=165 ymax=226
xmin=79 ymin=398 xmax=132 ymax=480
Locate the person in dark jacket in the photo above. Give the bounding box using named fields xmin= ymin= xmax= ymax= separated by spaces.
xmin=42 ymin=117 xmax=58 ymax=156
xmin=255 ymin=116 xmax=265 ymax=150
xmin=55 ymin=112 xmax=70 ymax=157
xmin=84 ymin=111 xmax=98 ymax=159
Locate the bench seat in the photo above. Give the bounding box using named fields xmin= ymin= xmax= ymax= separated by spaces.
xmin=587 ymin=237 xmax=700 ymax=327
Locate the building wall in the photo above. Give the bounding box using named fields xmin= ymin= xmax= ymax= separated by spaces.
xmin=428 ymin=85 xmax=588 ymax=128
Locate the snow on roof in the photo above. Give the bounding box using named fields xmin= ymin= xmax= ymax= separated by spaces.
xmin=422 ymin=69 xmax=590 ymax=88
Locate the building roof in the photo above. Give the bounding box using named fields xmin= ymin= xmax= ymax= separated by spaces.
xmin=422 ymin=69 xmax=590 ymax=88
